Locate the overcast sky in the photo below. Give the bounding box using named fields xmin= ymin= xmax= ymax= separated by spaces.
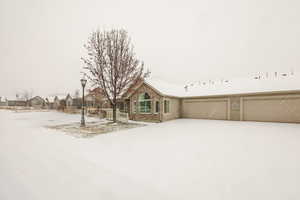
xmin=0 ymin=0 xmax=299 ymax=97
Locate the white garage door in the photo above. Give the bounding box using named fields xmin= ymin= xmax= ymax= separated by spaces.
xmin=242 ymin=95 xmax=300 ymax=123
xmin=182 ymin=99 xmax=229 ymax=120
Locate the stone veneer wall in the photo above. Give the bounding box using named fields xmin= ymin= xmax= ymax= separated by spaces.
xmin=162 ymin=97 xmax=181 ymax=121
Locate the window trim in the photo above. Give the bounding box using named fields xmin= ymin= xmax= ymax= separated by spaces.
xmin=164 ymin=100 xmax=170 ymax=113
xmin=155 ymin=101 xmax=160 ymax=113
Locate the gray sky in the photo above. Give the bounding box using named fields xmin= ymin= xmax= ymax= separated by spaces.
xmin=1 ymin=0 xmax=299 ymax=97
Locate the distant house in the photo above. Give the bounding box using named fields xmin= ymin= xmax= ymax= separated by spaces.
xmin=66 ymin=94 xmax=82 ymax=109
xmin=44 ymin=94 xmax=68 ymax=110
xmin=6 ymin=95 xmax=27 ymax=107
xmin=29 ymin=96 xmax=45 ymax=109
xmin=85 ymin=87 xmax=105 ymax=108
xmin=45 ymin=96 xmax=55 ymax=109
xmin=0 ymin=97 xmax=8 ymax=107
xmin=54 ymin=95 xmax=67 ymax=109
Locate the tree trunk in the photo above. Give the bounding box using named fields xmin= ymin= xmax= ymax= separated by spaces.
xmin=112 ymin=104 xmax=117 ymax=123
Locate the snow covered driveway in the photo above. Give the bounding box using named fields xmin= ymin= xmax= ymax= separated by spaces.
xmin=1 ymin=110 xmax=300 ymax=200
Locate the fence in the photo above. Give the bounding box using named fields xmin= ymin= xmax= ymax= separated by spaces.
xmin=104 ymin=108 xmax=129 ymax=123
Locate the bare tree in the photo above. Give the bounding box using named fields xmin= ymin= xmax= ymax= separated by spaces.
xmin=82 ymin=29 xmax=149 ymax=123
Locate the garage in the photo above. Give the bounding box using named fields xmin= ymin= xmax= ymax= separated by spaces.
xmin=242 ymin=95 xmax=300 ymax=123
xmin=182 ymin=98 xmax=229 ymax=120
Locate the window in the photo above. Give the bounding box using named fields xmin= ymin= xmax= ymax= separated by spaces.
xmin=138 ymin=93 xmax=151 ymax=113
xmin=164 ymin=100 xmax=170 ymax=113
xmin=155 ymin=101 xmax=160 ymax=113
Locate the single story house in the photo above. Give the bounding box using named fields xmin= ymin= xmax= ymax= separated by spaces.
xmin=28 ymin=96 xmax=45 ymax=109
xmin=54 ymin=95 xmax=67 ymax=109
xmin=45 ymin=96 xmax=55 ymax=109
xmin=123 ymin=73 xmax=300 ymax=123
xmin=85 ymin=87 xmax=104 ymax=108
xmin=0 ymin=97 xmax=8 ymax=107
xmin=6 ymin=96 xmax=27 ymax=107
xmin=66 ymin=94 xmax=82 ymax=109
xmin=45 ymin=94 xmax=67 ymax=109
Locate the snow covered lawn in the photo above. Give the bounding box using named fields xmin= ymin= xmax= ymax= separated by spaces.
xmin=45 ymin=116 xmax=147 ymax=138
xmin=0 ymin=110 xmax=300 ymax=200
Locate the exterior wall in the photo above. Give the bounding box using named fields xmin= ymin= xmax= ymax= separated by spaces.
xmin=162 ymin=97 xmax=181 ymax=121
xmin=46 ymin=102 xmax=54 ymax=109
xmin=182 ymin=98 xmax=230 ymax=120
xmin=7 ymin=100 xmax=27 ymax=107
xmin=72 ymin=98 xmax=82 ymax=108
xmin=129 ymin=83 xmax=162 ymax=122
xmin=0 ymin=101 xmax=8 ymax=106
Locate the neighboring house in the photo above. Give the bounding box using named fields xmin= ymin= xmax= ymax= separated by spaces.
xmin=85 ymin=87 xmax=104 ymax=108
xmin=85 ymin=93 xmax=101 ymax=108
xmin=0 ymin=97 xmax=8 ymax=106
xmin=45 ymin=96 xmax=55 ymax=109
xmin=122 ymin=74 xmax=300 ymax=123
xmin=6 ymin=95 xmax=27 ymax=107
xmin=53 ymin=95 xmax=67 ymax=109
xmin=66 ymin=94 xmax=82 ymax=109
xmin=3 ymin=94 xmax=27 ymax=107
xmin=29 ymin=96 xmax=45 ymax=109
xmin=45 ymin=94 xmax=68 ymax=110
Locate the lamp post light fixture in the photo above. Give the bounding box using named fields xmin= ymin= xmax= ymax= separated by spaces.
xmin=80 ymin=78 xmax=87 ymax=127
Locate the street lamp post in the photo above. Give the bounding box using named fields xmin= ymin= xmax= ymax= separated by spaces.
xmin=80 ymin=78 xmax=87 ymax=127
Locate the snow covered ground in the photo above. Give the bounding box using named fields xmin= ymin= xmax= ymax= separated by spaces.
xmin=1 ymin=110 xmax=300 ymax=200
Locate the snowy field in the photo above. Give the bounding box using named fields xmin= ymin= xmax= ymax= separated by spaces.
xmin=0 ymin=110 xmax=300 ymax=200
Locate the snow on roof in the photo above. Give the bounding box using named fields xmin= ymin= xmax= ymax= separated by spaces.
xmin=144 ymin=78 xmax=186 ymax=97
xmin=45 ymin=96 xmax=56 ymax=102
xmin=0 ymin=96 xmax=6 ymax=102
xmin=182 ymin=73 xmax=300 ymax=97
xmin=145 ymin=72 xmax=300 ymax=98
xmin=4 ymin=95 xmax=26 ymax=101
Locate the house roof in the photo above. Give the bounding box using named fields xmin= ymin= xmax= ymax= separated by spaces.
xmin=29 ymin=96 xmax=45 ymax=101
xmin=181 ymin=73 xmax=300 ymax=97
xmin=46 ymin=94 xmax=68 ymax=101
xmin=46 ymin=96 xmax=56 ymax=102
xmin=143 ymin=72 xmax=300 ymax=98
xmin=5 ymin=96 xmax=27 ymax=101
xmin=144 ymin=78 xmax=185 ymax=97
xmin=88 ymin=87 xmax=103 ymax=95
